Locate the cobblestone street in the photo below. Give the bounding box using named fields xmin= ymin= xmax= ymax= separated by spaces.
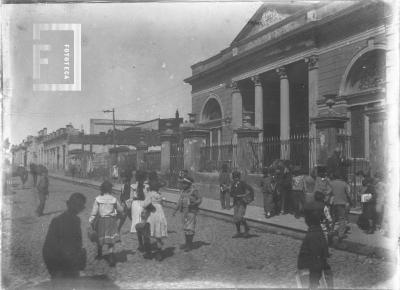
xmin=2 ymin=178 xmax=395 ymax=289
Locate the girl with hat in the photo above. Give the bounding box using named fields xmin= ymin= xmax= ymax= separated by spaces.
xmin=89 ymin=180 xmax=123 ymax=266
xmin=173 ymin=176 xmax=202 ymax=252
xmin=142 ymin=171 xmax=168 ymax=261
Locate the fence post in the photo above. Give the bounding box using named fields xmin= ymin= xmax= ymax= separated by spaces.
xmin=183 ymin=129 xmax=209 ymax=174
xmin=160 ymin=133 xmax=176 ymax=174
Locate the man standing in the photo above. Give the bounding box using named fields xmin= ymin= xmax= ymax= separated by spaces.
xmin=230 ymin=171 xmax=254 ymax=238
xmin=329 ymin=173 xmax=351 ymax=241
xmin=36 ymin=168 xmax=49 ymax=216
xmin=30 ymin=162 xmax=38 ymax=187
xmin=43 ymin=193 xmax=87 ymax=279
xmin=262 ymin=168 xmax=277 ymax=218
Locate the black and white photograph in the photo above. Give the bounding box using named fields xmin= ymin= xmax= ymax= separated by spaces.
xmin=1 ymin=0 xmax=399 ymax=289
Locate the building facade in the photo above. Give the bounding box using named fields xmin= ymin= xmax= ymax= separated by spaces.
xmin=184 ymin=0 xmax=389 ymax=174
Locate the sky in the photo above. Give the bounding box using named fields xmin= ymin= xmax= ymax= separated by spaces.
xmin=3 ymin=2 xmax=262 ymax=144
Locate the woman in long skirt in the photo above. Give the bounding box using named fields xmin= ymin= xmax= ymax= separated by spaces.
xmin=89 ymin=181 xmax=123 ymax=266
xmin=144 ymin=172 xmax=168 ymax=261
xmin=130 ymin=170 xmax=149 ymax=252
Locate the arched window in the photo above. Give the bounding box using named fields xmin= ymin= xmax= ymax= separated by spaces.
xmin=202 ymin=98 xmax=222 ymax=122
xmin=343 ymin=49 xmax=386 ymax=95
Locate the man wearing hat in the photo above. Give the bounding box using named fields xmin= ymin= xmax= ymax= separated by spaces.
xmin=173 ymin=176 xmax=202 ymax=252
xmin=42 ymin=192 xmax=87 ymax=279
xmin=230 ymin=171 xmax=254 ymax=238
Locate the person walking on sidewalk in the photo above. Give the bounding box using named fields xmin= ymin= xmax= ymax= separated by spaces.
xmin=173 ymin=176 xmax=202 ymax=252
xmin=360 ymin=175 xmax=377 ymax=234
xmin=143 ymin=172 xmax=168 ymax=261
xmin=17 ymin=164 xmax=28 ymax=189
xmin=219 ymin=164 xmax=231 ymax=210
xmin=261 ymin=168 xmax=277 ymax=218
xmin=36 ymin=168 xmax=49 ymax=216
xmin=230 ymin=171 xmax=254 ymax=238
xmin=329 ymin=173 xmax=351 ymax=241
xmin=43 ymin=193 xmax=87 ymax=279
xmin=89 ymin=181 xmax=123 ymax=267
xmin=30 ymin=162 xmax=38 ymax=187
xmin=291 ymin=167 xmax=305 ymax=219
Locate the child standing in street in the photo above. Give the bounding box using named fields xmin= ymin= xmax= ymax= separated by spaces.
xmin=173 ymin=176 xmax=202 ymax=252
xmin=230 ymin=171 xmax=254 ymax=238
xmin=89 ymin=181 xmax=124 ymax=267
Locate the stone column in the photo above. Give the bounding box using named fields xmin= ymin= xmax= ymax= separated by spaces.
xmin=160 ymin=133 xmax=176 ymax=174
xmin=276 ymin=66 xmax=290 ymax=159
xmin=252 ymin=75 xmax=264 ymax=141
xmin=136 ymin=137 xmax=148 ymax=171
xmin=307 ymin=55 xmax=319 ymax=170
xmin=183 ymin=129 xmax=209 ymax=173
xmin=231 ymin=81 xmax=243 ymax=131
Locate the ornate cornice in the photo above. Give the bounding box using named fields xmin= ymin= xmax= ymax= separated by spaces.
xmin=230 ymin=81 xmax=239 ymax=91
xmin=276 ymin=67 xmax=287 ymax=79
xmin=251 ymin=75 xmax=261 ymax=86
xmin=306 ymin=55 xmax=318 ymax=70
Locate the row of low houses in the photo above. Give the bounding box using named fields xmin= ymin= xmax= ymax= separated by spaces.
xmin=11 ymin=115 xmax=183 ymax=174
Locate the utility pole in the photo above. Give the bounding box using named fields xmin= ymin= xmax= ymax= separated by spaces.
xmin=103 ymin=108 xmax=116 ymax=148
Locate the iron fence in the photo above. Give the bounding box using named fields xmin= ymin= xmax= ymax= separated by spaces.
xmin=144 ymin=151 xmax=161 ymax=171
xmin=199 ymin=142 xmax=236 ymax=172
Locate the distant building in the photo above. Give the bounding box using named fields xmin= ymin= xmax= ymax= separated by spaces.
xmin=128 ymin=117 xmax=183 ymax=132
xmin=90 ymin=119 xmax=142 ymax=134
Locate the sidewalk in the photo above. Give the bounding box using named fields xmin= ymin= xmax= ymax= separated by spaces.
xmin=49 ymin=173 xmax=394 ymax=259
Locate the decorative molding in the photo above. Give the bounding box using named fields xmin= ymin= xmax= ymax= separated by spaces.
xmin=276 ymin=67 xmax=287 ymax=79
xmin=231 ymin=26 xmax=385 ymax=82
xmin=191 ymin=83 xmax=226 ymax=98
xmin=251 ymin=75 xmax=261 ymax=86
xmin=230 ymin=81 xmax=239 ymax=91
xmin=339 ymin=43 xmax=387 ymax=95
xmin=305 ymin=55 xmax=319 ymax=70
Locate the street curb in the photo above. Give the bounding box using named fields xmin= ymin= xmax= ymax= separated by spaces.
xmin=49 ymin=174 xmax=392 ymax=260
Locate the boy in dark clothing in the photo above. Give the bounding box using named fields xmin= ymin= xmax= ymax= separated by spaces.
xmin=230 ymin=171 xmax=254 ymax=238
xmin=43 ymin=193 xmax=87 ymax=279
xmin=297 ymin=209 xmax=333 ymax=289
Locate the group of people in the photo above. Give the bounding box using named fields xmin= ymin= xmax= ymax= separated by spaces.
xmin=42 ymin=169 xmax=203 ymax=280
